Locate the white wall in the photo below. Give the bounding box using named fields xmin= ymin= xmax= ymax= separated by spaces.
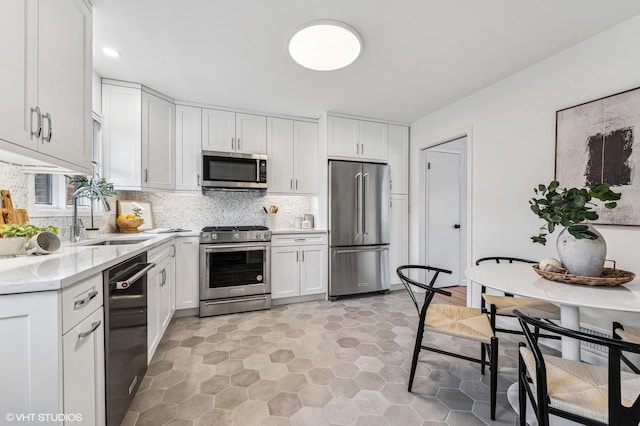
xmin=410 ymin=15 xmax=640 ymax=326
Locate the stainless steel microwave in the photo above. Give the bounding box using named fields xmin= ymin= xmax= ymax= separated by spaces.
xmin=202 ymin=151 xmax=267 ymax=190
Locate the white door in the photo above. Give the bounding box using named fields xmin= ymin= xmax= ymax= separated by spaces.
xmin=236 ymin=113 xmax=266 ymax=154
xmin=174 ymin=237 xmax=200 ymax=310
xmin=389 ymin=194 xmax=409 ymax=285
xmin=426 ymin=149 xmax=461 ymax=287
xmin=327 ymin=116 xmax=358 ymax=158
xmin=359 ymin=121 xmax=388 ymax=162
xmin=147 ymin=265 xmax=161 ymax=362
xmin=388 ymin=125 xmax=409 ymax=194
xmin=267 ymin=117 xmax=294 ymax=193
xmin=271 ymin=246 xmax=299 ymax=299
xmin=293 ymin=121 xmax=319 ymax=194
xmin=175 ymin=105 xmax=202 ymax=191
xmin=299 ymin=245 xmax=326 ymax=296
xmin=202 ymin=108 xmax=234 ymax=152
xmin=142 ymin=92 xmax=175 ymax=190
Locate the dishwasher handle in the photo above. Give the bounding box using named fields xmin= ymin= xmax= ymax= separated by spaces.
xmin=115 ymin=262 xmax=155 ymax=290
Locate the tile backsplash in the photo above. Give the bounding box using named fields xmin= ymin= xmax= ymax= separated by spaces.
xmin=120 ymin=190 xmax=319 ymax=231
xmin=1 ymin=160 xmax=318 ymax=238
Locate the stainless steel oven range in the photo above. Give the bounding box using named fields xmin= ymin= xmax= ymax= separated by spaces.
xmin=199 ymin=226 xmax=271 ymax=317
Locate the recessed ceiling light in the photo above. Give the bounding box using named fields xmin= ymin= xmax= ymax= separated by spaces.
xmin=288 ymin=20 xmax=362 ymax=71
xmin=102 ymin=47 xmax=120 ymax=58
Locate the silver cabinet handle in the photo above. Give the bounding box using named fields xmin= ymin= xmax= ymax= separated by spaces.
xmin=294 ymin=238 xmax=306 ymax=242
xmin=161 ymin=269 xmax=167 ymax=286
xmin=74 ymin=290 xmax=98 ymax=309
xmin=78 ymin=320 xmax=101 ymax=339
xmin=296 ymin=251 xmax=299 ymax=262
xmin=390 ymin=179 xmax=393 ymax=191
xmin=238 ymin=138 xmax=241 ymax=150
xmin=356 ymin=143 xmax=359 ymax=155
xmin=231 ymin=137 xmax=235 ymax=150
xmin=302 ymin=250 xmax=305 ymax=262
xmin=295 ymin=179 xmax=298 ymax=190
xmin=144 ymin=169 xmax=148 ymax=182
xmin=361 ymin=143 xmax=364 ymax=155
xmin=42 ymin=113 xmax=52 ymax=143
xmin=290 ymin=179 xmax=293 ymax=190
xmin=197 ymin=174 xmax=201 ymax=186
xmin=31 ymin=106 xmax=42 ymax=138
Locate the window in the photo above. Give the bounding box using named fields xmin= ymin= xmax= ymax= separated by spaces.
xmin=27 ymin=114 xmax=103 ymax=217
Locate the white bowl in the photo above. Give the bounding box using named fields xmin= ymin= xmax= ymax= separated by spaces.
xmin=0 ymin=237 xmax=27 ymax=256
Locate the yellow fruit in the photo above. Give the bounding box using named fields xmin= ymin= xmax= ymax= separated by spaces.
xmin=126 ymin=214 xmax=136 ymax=219
xmin=117 ymin=215 xmax=126 ymax=221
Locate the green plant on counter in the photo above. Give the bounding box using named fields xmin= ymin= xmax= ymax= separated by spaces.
xmin=0 ymin=224 xmax=59 ymax=239
xmin=67 ymin=175 xmax=118 ymax=228
xmin=530 ymin=180 xmax=621 ymax=245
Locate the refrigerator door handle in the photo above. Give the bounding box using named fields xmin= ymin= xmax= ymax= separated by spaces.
xmin=363 ymin=172 xmax=369 ymax=237
xmin=355 ymin=172 xmax=362 ymax=241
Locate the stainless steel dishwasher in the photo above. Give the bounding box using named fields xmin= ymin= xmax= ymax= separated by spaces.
xmin=103 ymin=253 xmax=154 ymax=426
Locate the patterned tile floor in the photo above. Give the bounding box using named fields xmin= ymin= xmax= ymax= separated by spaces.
xmin=123 ymin=290 xmax=531 ymax=426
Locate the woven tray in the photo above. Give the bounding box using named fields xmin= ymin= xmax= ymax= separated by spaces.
xmin=532 ymin=264 xmax=635 ymax=286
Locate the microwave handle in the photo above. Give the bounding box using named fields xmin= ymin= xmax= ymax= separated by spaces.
xmin=256 ymin=161 xmax=260 ymax=183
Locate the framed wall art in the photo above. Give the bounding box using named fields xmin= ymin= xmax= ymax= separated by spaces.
xmin=117 ymin=200 xmax=154 ymax=230
xmin=555 ymin=86 xmax=640 ymax=226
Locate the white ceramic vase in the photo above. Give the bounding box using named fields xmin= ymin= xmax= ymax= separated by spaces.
xmin=556 ymin=225 xmax=606 ymax=277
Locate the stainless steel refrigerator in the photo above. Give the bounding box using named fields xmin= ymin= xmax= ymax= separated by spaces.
xmin=329 ymin=160 xmax=390 ymax=298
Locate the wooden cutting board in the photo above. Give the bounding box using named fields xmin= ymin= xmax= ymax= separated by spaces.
xmin=1 ymin=190 xmax=29 ymax=224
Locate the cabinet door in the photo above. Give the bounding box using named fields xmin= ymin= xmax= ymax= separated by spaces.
xmin=389 ymin=194 xmax=409 ymax=285
xmin=327 ymin=116 xmax=358 ymax=158
xmin=175 ymin=105 xmax=202 ymax=191
xmin=0 ymin=0 xmax=37 ymax=150
xmin=175 ymin=237 xmax=200 ymax=309
xmin=38 ymin=0 xmax=92 ymax=170
xmin=159 ymin=255 xmax=175 ymax=333
xmin=299 ymin=245 xmax=327 ymax=296
xmin=142 ymin=91 xmax=175 ymax=191
xmin=0 ymin=291 xmax=60 ymax=417
xmin=63 ymin=307 xmax=106 ymax=426
xmin=271 ymin=246 xmax=300 ymax=299
xmin=388 ymin=125 xmax=409 ymax=194
xmin=293 ymin=121 xmax=319 ymax=194
xmin=236 ymin=113 xmax=267 ymax=154
xmin=202 ymin=108 xmax=234 ymax=152
xmin=267 ymin=117 xmax=294 ymax=193
xmin=102 ymin=84 xmax=142 ymax=190
xmin=147 ymin=265 xmax=161 ymax=362
xmin=359 ymin=120 xmax=388 ymax=162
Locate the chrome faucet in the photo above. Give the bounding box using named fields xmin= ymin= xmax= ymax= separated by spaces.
xmin=71 ymin=186 xmax=111 ymax=242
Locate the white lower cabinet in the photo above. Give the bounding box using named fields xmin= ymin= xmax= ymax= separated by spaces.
xmin=175 ymin=236 xmax=200 ymax=310
xmin=0 ymin=273 xmax=105 ymax=425
xmin=390 ymin=194 xmax=409 ymax=285
xmin=271 ymin=233 xmax=328 ymax=300
xmin=148 ymin=242 xmax=176 ymax=362
xmin=63 ymin=307 xmax=105 ymax=426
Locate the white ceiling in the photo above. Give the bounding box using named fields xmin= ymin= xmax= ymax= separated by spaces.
xmin=92 ymin=1 xmax=640 ymax=124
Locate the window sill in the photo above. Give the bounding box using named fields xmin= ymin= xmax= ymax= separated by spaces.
xmin=29 ymin=208 xmax=101 ymax=218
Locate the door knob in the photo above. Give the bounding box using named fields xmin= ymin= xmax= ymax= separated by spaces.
xmin=453 ymin=224 xmax=461 ymax=229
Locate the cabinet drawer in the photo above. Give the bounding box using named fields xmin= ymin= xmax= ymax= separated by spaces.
xmin=62 ymin=274 xmax=103 ymax=335
xmin=271 ymin=233 xmax=327 ymax=247
xmin=148 ymin=242 xmax=174 ymax=264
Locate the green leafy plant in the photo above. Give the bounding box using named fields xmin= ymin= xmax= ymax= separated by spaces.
xmin=530 ymin=180 xmax=621 ymax=245
xmin=67 ymin=175 xmax=118 ymax=229
xmin=0 ymin=224 xmax=59 ymax=239
xmin=132 ymin=207 xmax=142 ymax=217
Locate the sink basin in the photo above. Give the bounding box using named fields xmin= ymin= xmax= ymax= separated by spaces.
xmin=75 ymin=238 xmax=152 ymax=247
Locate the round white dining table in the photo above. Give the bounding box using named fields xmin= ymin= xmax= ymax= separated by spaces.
xmin=466 ymin=262 xmax=640 ymax=360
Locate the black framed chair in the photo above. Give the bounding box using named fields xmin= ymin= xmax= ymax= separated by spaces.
xmin=477 ymin=256 xmax=561 ymax=340
xmin=515 ymin=310 xmax=640 ymax=426
xmin=613 ymin=322 xmax=640 ymax=374
xmin=397 ymin=265 xmax=500 ymax=420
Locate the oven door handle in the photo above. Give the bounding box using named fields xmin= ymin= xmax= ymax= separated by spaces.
xmin=204 ymin=295 xmax=268 ymax=306
xmin=115 ymin=262 xmax=155 ymax=290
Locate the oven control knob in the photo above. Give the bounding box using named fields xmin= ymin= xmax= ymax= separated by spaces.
xmin=211 ymin=233 xmax=218 ymax=240
xmin=255 ymin=232 xmax=261 ymax=239
xmin=233 ymin=232 xmax=240 ymax=239
xmin=202 ymin=233 xmax=210 ymax=241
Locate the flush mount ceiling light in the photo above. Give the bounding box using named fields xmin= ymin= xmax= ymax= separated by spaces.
xmin=288 ymin=20 xmax=362 ymax=71
xmin=102 ymin=47 xmax=120 ymax=58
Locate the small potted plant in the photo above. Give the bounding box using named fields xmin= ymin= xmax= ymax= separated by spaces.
xmin=67 ymin=175 xmax=118 ymax=237
xmin=0 ymin=224 xmax=59 ymax=256
xmin=530 ymin=180 xmax=621 ymax=276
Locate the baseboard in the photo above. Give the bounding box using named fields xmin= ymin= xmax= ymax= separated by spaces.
xmin=272 ymin=293 xmax=326 ymax=306
xmin=173 ymin=307 xmax=199 ymax=318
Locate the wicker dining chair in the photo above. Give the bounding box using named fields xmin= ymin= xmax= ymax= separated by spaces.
xmin=516 ymin=310 xmax=640 ymax=426
xmin=478 ymin=256 xmax=561 ymax=340
xmin=614 ymin=322 xmax=640 ymax=374
xmin=397 ymin=265 xmax=500 ymax=420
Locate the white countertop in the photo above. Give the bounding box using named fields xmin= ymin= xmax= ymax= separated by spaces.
xmin=0 ymin=233 xmax=191 ymax=296
xmin=271 ymin=228 xmax=327 ymax=234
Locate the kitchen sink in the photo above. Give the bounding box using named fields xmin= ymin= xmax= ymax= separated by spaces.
xmin=83 ymin=239 xmax=150 ymax=246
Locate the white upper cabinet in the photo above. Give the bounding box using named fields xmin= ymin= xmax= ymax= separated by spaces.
xmin=175 ymin=105 xmax=202 ymax=192
xmin=202 ymin=109 xmax=266 ymax=154
xmin=327 ymin=116 xmax=388 ymax=162
xmin=267 ymin=118 xmax=318 ymax=194
xmin=0 ymin=0 xmax=92 ymax=173
xmin=388 ymin=125 xmax=409 ymax=194
xmin=142 ymin=91 xmax=175 ymax=191
xmin=102 ymin=81 xmax=175 ymax=191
